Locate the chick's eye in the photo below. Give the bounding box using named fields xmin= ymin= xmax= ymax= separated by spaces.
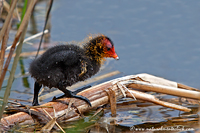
xmin=107 ymin=47 xmax=111 ymax=51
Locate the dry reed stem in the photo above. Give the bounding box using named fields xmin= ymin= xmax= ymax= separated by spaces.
xmin=0 ymin=15 xmax=12 ymax=75
xmin=0 ymin=0 xmax=17 ymax=43
xmin=0 ymin=79 xmax=119 ymax=128
xmin=5 ymin=50 xmax=46 ymax=58
xmin=42 ymin=108 xmax=65 ymax=133
xmin=0 ymin=74 xmax=198 ymax=129
xmin=0 ymin=0 xmax=17 ymax=76
xmin=105 ymin=88 xmax=117 ymax=116
xmin=177 ymin=83 xmax=200 ymax=91
xmin=2 ymin=0 xmax=19 ymax=19
xmin=0 ymin=0 xmax=3 ymax=18
xmin=0 ymin=0 xmax=37 ymax=90
xmin=127 ymin=80 xmax=200 ymax=100
xmin=126 ymin=89 xmax=191 ymax=112
xmin=6 ymin=29 xmax=49 ymax=51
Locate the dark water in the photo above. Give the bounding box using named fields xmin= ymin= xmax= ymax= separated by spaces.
xmin=1 ymin=0 xmax=200 ymax=132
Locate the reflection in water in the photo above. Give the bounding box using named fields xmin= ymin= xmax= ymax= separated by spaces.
xmin=19 ymin=57 xmax=29 ymax=88
xmin=96 ymin=105 xmax=199 ymax=132
xmin=30 ymin=13 xmax=38 ymax=35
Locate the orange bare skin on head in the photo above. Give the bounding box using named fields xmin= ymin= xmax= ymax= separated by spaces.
xmin=101 ymin=37 xmax=119 ymax=59
xmin=85 ymin=35 xmax=119 ymax=64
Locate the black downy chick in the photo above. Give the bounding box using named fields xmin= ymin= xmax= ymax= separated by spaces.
xmin=29 ymin=35 xmax=119 ymax=106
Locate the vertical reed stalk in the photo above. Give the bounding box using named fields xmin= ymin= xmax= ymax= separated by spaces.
xmin=0 ymin=13 xmax=12 ymax=77
xmin=0 ymin=0 xmax=17 ymax=77
xmin=35 ymin=0 xmax=53 ymax=58
xmin=0 ymin=0 xmax=36 ymax=91
xmin=0 ymin=23 xmax=28 ymax=119
xmin=0 ymin=0 xmax=3 ymax=17
xmin=0 ymin=0 xmax=37 ymax=119
xmin=0 ymin=0 xmax=17 ymax=43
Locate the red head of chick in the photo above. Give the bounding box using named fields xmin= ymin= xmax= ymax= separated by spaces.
xmin=29 ymin=35 xmax=119 ymax=106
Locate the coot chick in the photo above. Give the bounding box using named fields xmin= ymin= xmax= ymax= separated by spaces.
xmin=29 ymin=35 xmax=119 ymax=106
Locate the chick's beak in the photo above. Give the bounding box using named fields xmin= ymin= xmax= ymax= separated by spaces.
xmin=115 ymin=56 xmax=119 ymax=60
xmin=112 ymin=53 xmax=119 ymax=60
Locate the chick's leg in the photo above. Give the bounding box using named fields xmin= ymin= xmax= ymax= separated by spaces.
xmin=32 ymin=81 xmax=42 ymax=106
xmin=58 ymin=81 xmax=92 ymax=107
xmin=56 ymin=85 xmax=91 ymax=99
